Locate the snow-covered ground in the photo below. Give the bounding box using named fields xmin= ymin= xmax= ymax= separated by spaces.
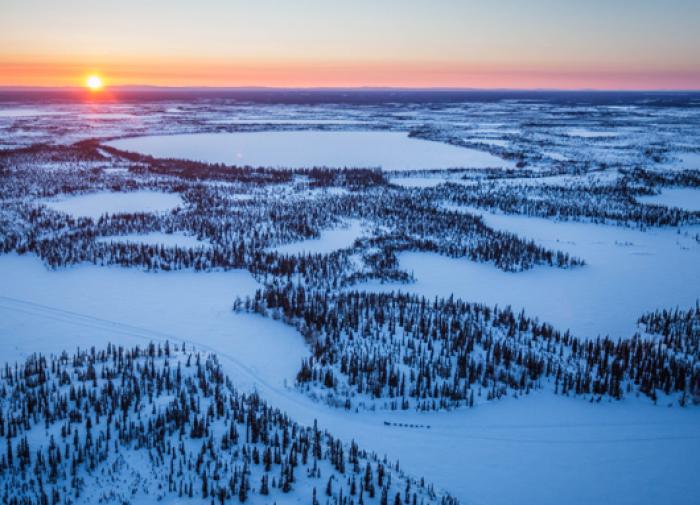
xmin=390 ymin=174 xmax=479 ymax=188
xmin=662 ymin=152 xmax=700 ymax=171
xmin=358 ymin=207 xmax=700 ymax=339
xmin=1 ymin=253 xmax=698 ymax=505
xmin=2 ymin=95 xmax=700 ymax=505
xmin=0 ymin=107 xmax=63 ymax=117
xmin=42 ymin=190 xmax=183 ymax=219
xmin=566 ymin=128 xmax=620 ymax=138
xmin=106 ymin=131 xmax=516 ymax=171
xmin=0 ymin=255 xmax=700 ymax=505
xmin=637 ymin=187 xmax=700 ymax=212
xmin=0 ymin=254 xmax=305 ymax=392
xmin=272 ymin=219 xmax=364 ymax=255
xmin=390 ymin=176 xmax=450 ymax=188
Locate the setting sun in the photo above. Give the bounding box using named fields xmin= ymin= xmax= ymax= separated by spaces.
xmin=86 ymin=75 xmax=103 ymax=90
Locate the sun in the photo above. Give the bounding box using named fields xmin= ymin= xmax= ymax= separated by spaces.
xmin=86 ymin=75 xmax=103 ymax=91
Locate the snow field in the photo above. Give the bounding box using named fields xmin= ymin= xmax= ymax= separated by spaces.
xmin=42 ymin=190 xmax=183 ymax=219
xmin=106 ymin=131 xmax=516 ymax=171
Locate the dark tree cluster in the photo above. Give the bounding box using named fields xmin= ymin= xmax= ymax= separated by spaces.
xmin=619 ymin=167 xmax=700 ymax=190
xmin=1 ymin=143 xmax=581 ymax=284
xmin=237 ymin=286 xmax=700 ymax=411
xmin=433 ymin=176 xmax=700 ymax=228
xmin=638 ymin=304 xmax=700 ymax=400
xmin=0 ymin=343 xmax=458 ymax=505
xmin=356 ymin=196 xmax=583 ymax=271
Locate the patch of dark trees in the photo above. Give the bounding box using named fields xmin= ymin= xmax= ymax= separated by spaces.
xmin=0 ymin=343 xmax=457 ymax=505
xmin=237 ymin=286 xmax=700 ymax=411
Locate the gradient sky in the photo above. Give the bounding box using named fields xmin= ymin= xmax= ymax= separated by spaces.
xmin=1 ymin=0 xmax=699 ymax=89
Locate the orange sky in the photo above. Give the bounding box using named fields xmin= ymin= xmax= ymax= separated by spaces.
xmin=2 ymin=59 xmax=699 ymax=90
xmin=2 ymin=0 xmax=699 ymax=90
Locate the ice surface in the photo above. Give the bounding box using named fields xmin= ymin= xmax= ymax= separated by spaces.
xmin=637 ymin=187 xmax=700 ymax=212
xmin=105 ymin=131 xmax=516 ymax=171
xmin=42 ymin=190 xmax=183 ymax=219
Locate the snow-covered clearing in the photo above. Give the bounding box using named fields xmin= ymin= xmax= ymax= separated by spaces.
xmin=661 ymin=152 xmax=700 ymax=171
xmin=566 ymin=128 xmax=620 ymax=138
xmin=0 ymin=254 xmax=698 ymax=505
xmin=637 ymin=187 xmax=700 ymax=212
xmin=42 ymin=190 xmax=183 ymax=219
xmin=272 ymin=219 xmax=364 ymax=255
xmin=96 ymin=231 xmax=208 ymax=248
xmin=358 ymin=391 xmax=700 ymax=505
xmin=106 ymin=131 xmax=516 ymax=171
xmin=390 ymin=175 xmax=449 ymax=188
xmin=0 ymin=254 xmax=305 ymax=392
xmin=0 ymin=107 xmax=61 ymax=117
xmin=358 ymin=207 xmax=700 ymax=339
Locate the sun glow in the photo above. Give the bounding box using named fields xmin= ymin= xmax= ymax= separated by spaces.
xmin=86 ymin=75 xmax=103 ymax=90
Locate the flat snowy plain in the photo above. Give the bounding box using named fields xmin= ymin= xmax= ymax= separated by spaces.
xmin=636 ymin=187 xmax=700 ymax=212
xmin=272 ymin=219 xmax=364 ymax=255
xmin=43 ymin=190 xmax=183 ymax=219
xmin=106 ymin=131 xmax=516 ymax=170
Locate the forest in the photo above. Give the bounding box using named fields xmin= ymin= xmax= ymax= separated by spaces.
xmin=0 ymin=343 xmax=458 ymax=505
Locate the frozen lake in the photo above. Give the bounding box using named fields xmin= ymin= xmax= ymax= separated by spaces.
xmin=105 ymin=131 xmax=516 ymax=171
xmin=42 ymin=190 xmax=183 ymax=219
xmin=637 ymin=187 xmax=700 ymax=212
